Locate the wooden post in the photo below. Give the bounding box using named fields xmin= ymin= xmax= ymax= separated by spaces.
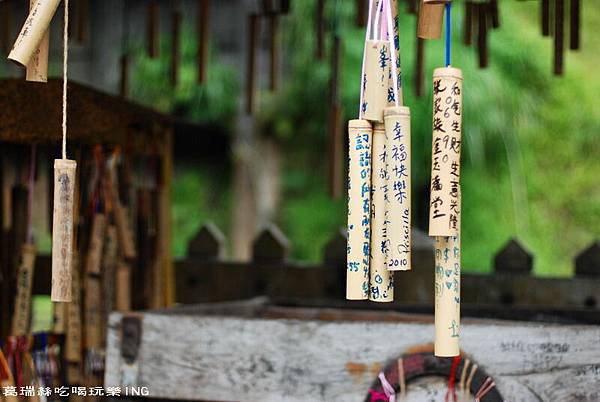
xmin=569 ymin=0 xmax=580 ymax=50
xmin=171 ymin=6 xmax=182 ymax=88
xmin=554 ymin=0 xmax=564 ymax=75
xmin=147 ymin=1 xmax=160 ymax=58
xmin=246 ymin=14 xmax=259 ymax=114
xmin=575 ymin=241 xmax=600 ymax=277
xmin=197 ymin=0 xmax=210 ymax=84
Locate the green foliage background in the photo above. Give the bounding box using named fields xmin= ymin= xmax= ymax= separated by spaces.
xmin=132 ymin=1 xmax=600 ymax=276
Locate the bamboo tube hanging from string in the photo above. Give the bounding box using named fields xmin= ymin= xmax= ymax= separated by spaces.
xmin=477 ymin=3 xmax=488 ymax=68
xmin=147 ymin=1 xmax=160 ymax=58
xmin=435 ymin=189 xmax=461 ymax=357
xmin=463 ymin=1 xmax=473 ymax=46
xmin=25 ymin=0 xmax=49 ymax=82
xmin=346 ymin=119 xmax=372 ymax=300
xmin=8 ymin=0 xmax=61 ymax=67
xmin=417 ymin=0 xmax=444 ymax=40
xmin=51 ymin=0 xmax=77 ymax=303
xmin=197 ymin=0 xmax=210 ymax=83
xmin=115 ymin=260 xmax=132 ymax=312
xmin=541 ymin=0 xmax=550 ymax=37
xmin=387 ymin=0 xmax=403 ymax=107
xmin=428 ymin=66 xmax=463 ymax=237
xmin=369 ymin=122 xmax=393 ymax=302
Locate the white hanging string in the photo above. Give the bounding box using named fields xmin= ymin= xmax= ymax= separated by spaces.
xmin=62 ymin=0 xmax=69 ymax=160
xmin=358 ymin=0 xmax=375 ymax=119
xmin=384 ymin=0 xmax=399 ymax=107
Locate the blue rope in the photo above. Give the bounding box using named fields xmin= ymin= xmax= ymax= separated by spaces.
xmin=445 ymin=2 xmax=451 ymax=67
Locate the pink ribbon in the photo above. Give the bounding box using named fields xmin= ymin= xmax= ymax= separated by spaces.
xmin=378 ymin=371 xmax=396 ymax=402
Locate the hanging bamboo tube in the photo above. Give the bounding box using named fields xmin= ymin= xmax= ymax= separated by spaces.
xmin=25 ymin=0 xmax=49 ymax=82
xmin=428 ymin=67 xmax=462 ymax=237
xmin=384 ymin=106 xmax=411 ymax=271
xmin=362 ymin=39 xmax=390 ymax=122
xmin=246 ymin=14 xmax=259 ymax=114
xmin=347 ymin=119 xmax=372 ymax=300
xmin=171 ymin=5 xmax=181 ymax=88
xmin=477 ymin=3 xmax=488 ymax=68
xmin=417 ymin=0 xmax=444 ymax=40
xmin=570 ymin=0 xmax=580 ymax=50
xmin=197 ymin=0 xmax=210 ymax=83
xmin=388 ymin=0 xmax=403 ymax=107
xmin=369 ymin=123 xmax=393 ymax=302
xmin=490 ymin=0 xmax=500 ymax=29
xmin=554 ymin=0 xmax=564 ymax=75
xmin=8 ymin=0 xmax=61 ymax=67
xmin=11 ymin=244 xmax=37 ymax=335
xmin=51 ymin=159 xmax=77 ymax=302
xmin=84 ymin=213 xmax=106 ymax=275
xmin=434 ymin=189 xmax=461 ymax=357
xmin=147 ymin=1 xmax=160 ymax=58
xmin=541 ymin=0 xmax=550 ymax=37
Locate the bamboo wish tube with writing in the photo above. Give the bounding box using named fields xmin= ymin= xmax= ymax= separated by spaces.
xmin=347 ymin=119 xmax=372 ymax=300
xmin=417 ymin=0 xmax=444 ymax=40
xmin=428 ymin=67 xmax=462 ymax=237
xmin=362 ymin=40 xmax=390 ymax=122
xmin=8 ymin=0 xmax=61 ymax=67
xmin=384 ymin=106 xmax=411 ymax=271
xmin=369 ymin=123 xmax=393 ymax=302
xmin=51 ymin=159 xmax=77 ymax=302
xmin=11 ymin=244 xmax=37 ymax=335
xmin=26 ymin=0 xmax=49 ymax=82
xmin=387 ymin=0 xmax=403 ymax=107
xmin=434 ymin=190 xmax=461 ymax=357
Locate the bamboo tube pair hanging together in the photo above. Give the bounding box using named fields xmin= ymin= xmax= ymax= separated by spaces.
xmin=347 ymin=0 xmax=411 ymax=302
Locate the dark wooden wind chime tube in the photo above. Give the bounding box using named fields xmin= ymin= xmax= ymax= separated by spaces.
xmin=315 ymin=0 xmax=325 ymax=59
xmin=554 ymin=0 xmax=564 ymax=75
xmin=356 ymin=0 xmax=367 ymax=27
xmin=541 ymin=0 xmax=551 ymax=37
xmin=74 ymin=0 xmax=89 ymax=43
xmin=246 ymin=13 xmax=259 ymax=114
xmin=171 ymin=3 xmax=182 ymax=88
xmin=328 ymin=35 xmax=343 ymax=199
xmin=477 ymin=3 xmax=488 ymax=68
xmin=147 ymin=1 xmax=160 ymax=58
xmin=269 ymin=11 xmax=279 ymax=91
xmin=464 ymin=1 xmax=473 ymax=46
xmin=570 ymin=0 xmax=580 ymax=50
xmin=490 ymin=0 xmax=500 ymax=29
xmin=197 ymin=0 xmax=211 ymax=83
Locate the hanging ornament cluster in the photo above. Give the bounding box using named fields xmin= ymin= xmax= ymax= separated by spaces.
xmin=347 ymin=0 xmax=411 ymax=302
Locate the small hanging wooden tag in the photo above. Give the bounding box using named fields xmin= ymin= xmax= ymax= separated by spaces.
xmin=8 ymin=0 xmax=61 ymax=67
xmin=51 ymin=158 xmax=77 ymax=302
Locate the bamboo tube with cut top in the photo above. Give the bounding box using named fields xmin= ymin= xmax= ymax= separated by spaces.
xmin=384 ymin=106 xmax=411 ymax=271
xmin=26 ymin=0 xmax=49 ymax=82
xmin=369 ymin=123 xmax=393 ymax=302
xmin=417 ymin=0 xmax=444 ymax=39
xmin=428 ymin=67 xmax=462 ymax=237
xmin=8 ymin=0 xmax=61 ymax=67
xmin=51 ymin=159 xmax=77 ymax=302
xmin=347 ymin=119 xmax=373 ymax=300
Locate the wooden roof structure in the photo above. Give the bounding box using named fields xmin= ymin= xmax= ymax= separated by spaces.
xmin=0 ymin=78 xmax=172 ymax=149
